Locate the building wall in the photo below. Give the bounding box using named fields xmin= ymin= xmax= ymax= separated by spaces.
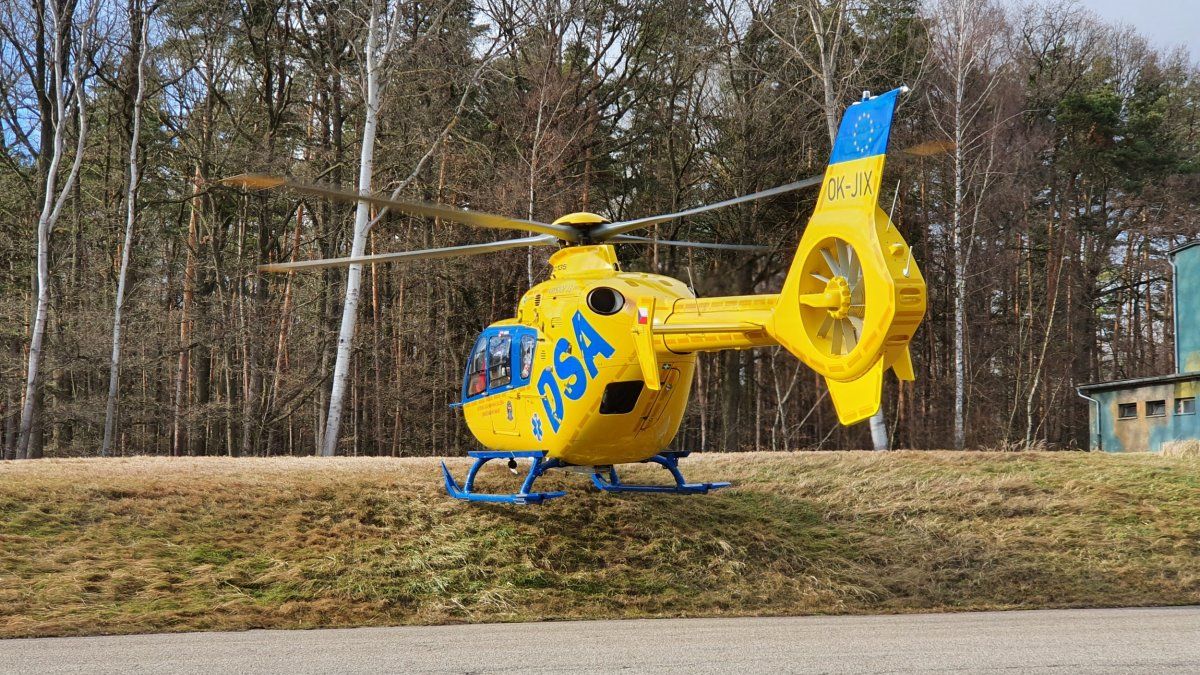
xmin=1173 ymin=244 xmax=1200 ymax=373
xmin=1091 ymin=379 xmax=1200 ymax=452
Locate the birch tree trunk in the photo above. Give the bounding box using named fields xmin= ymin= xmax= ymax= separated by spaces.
xmin=102 ymin=6 xmax=150 ymax=457
xmin=17 ymin=0 xmax=98 ymax=459
xmin=526 ymin=109 xmax=540 ymax=289
xmin=317 ymin=7 xmax=485 ymax=456
xmin=930 ymin=0 xmax=1003 ymax=449
xmin=949 ymin=1 xmax=971 ymax=451
xmin=321 ymin=2 xmax=382 ymax=457
xmin=808 ymin=0 xmax=844 ymax=143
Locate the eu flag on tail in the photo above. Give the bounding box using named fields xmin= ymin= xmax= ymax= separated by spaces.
xmin=815 ymin=88 xmax=905 ymax=213
xmin=829 ymin=88 xmax=903 ymax=165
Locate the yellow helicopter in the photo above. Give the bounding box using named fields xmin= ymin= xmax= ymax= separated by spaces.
xmin=227 ymin=86 xmax=926 ymax=504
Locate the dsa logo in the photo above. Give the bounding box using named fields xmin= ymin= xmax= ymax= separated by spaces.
xmin=535 ymin=310 xmax=615 ymax=433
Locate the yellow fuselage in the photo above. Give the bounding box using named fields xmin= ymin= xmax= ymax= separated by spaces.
xmin=461 ymin=245 xmax=775 ymax=467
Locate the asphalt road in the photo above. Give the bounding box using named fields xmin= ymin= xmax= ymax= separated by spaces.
xmin=3 ymin=606 xmax=1198 ymax=674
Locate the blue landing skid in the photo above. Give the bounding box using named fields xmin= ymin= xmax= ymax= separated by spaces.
xmin=441 ymin=451 xmax=568 ymax=505
xmin=590 ymin=451 xmax=732 ymax=495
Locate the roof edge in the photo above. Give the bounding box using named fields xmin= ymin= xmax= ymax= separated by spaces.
xmin=1169 ymin=241 xmax=1200 ymax=257
xmin=1077 ymin=370 xmax=1200 ymax=393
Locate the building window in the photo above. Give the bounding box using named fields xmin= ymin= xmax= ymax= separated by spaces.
xmin=1118 ymin=403 xmax=1138 ymax=419
xmin=1176 ymin=397 xmax=1196 ymax=415
xmin=1146 ymin=400 xmax=1167 ymax=417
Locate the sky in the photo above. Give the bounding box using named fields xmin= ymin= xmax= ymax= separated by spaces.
xmin=1068 ymin=0 xmax=1197 ymax=59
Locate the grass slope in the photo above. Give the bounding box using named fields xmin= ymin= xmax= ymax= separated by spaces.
xmin=1 ymin=452 xmax=1199 ymax=638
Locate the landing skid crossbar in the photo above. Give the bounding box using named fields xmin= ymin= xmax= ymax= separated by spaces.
xmin=589 ymin=451 xmax=732 ymax=495
xmin=441 ymin=451 xmax=567 ymax=505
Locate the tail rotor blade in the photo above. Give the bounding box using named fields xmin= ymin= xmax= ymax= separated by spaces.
xmin=818 ymin=315 xmax=834 ymax=339
xmin=820 ymin=247 xmax=842 ymax=277
xmin=831 ymin=320 xmax=844 ymax=355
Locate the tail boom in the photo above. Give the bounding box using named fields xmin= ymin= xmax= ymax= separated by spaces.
xmin=631 ymin=295 xmax=780 ymax=391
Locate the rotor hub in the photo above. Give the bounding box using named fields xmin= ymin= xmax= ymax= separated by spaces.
xmin=552 ymin=211 xmax=610 ymax=227
xmin=824 ymin=276 xmax=853 ymax=320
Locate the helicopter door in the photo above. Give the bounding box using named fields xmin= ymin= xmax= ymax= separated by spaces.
xmin=638 ymin=366 xmax=681 ymax=432
xmin=487 ymin=333 xmax=519 ymax=436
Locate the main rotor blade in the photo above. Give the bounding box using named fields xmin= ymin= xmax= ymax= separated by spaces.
xmin=590 ymin=140 xmax=950 ymax=242
xmin=222 ymin=174 xmax=579 ymax=242
xmin=591 ymin=175 xmax=824 ymax=241
xmin=258 ymin=234 xmax=557 ymax=273
xmin=609 ymin=234 xmax=772 ymax=252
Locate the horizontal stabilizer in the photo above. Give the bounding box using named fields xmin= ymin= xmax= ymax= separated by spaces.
xmin=632 ymin=298 xmax=661 ymax=390
xmin=825 ymin=359 xmax=885 ymax=425
xmin=891 ymin=346 xmax=915 ymax=381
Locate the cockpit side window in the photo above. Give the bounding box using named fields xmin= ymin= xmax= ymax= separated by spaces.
xmin=488 ymin=334 xmax=512 ymax=389
xmin=465 ymin=337 xmax=488 ymax=397
xmin=519 ymin=335 xmax=536 ymax=380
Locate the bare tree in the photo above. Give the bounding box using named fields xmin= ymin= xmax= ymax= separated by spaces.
xmin=321 ymin=0 xmax=389 ymax=457
xmin=102 ymin=1 xmax=154 ymax=457
xmin=321 ymin=0 xmax=488 ymax=456
xmin=13 ymin=0 xmax=104 ymax=459
xmin=763 ymin=0 xmax=863 ymax=143
xmin=926 ymin=0 xmax=1006 ymax=449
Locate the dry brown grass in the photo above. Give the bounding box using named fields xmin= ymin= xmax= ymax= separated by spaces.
xmin=1 ymin=451 xmax=1199 ymax=638
xmin=1162 ymin=440 xmax=1200 ymax=457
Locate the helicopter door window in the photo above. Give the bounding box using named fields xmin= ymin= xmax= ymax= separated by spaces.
xmin=600 ymin=381 xmax=645 ymax=415
xmin=488 ymin=334 xmax=512 ymax=389
xmin=465 ymin=337 xmax=488 ymax=397
xmin=519 ymin=335 xmax=536 ymax=380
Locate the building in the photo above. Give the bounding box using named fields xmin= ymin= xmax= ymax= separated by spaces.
xmin=1077 ymin=242 xmax=1200 ymax=452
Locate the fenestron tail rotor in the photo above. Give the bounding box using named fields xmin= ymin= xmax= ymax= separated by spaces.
xmin=799 ymin=238 xmax=867 ymax=357
xmin=764 ymin=87 xmax=932 ymax=425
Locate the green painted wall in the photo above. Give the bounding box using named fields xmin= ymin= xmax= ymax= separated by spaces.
xmin=1173 ymin=244 xmax=1200 ymax=373
xmin=1089 ymin=378 xmax=1200 ymax=452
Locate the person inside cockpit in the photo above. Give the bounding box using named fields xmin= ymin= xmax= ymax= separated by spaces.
xmin=466 ymin=337 xmax=487 ymax=397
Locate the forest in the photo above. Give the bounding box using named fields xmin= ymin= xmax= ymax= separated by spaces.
xmin=1 ymin=0 xmax=1197 ymax=459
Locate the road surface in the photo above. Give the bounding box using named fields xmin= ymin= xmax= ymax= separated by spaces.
xmin=3 ymin=606 xmax=1198 ymax=673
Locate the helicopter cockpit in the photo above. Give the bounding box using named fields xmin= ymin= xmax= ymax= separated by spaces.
xmin=461 ymin=326 xmax=538 ymax=403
